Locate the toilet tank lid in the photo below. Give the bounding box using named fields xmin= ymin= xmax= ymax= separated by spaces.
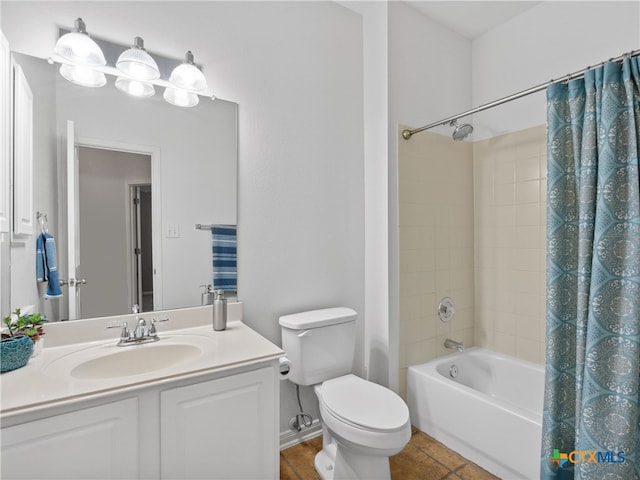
xmin=279 ymin=307 xmax=357 ymax=330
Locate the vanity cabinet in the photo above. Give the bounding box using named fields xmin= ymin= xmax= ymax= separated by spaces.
xmin=161 ymin=366 xmax=277 ymax=479
xmin=1 ymin=398 xmax=140 ymax=479
xmin=0 ymin=363 xmax=279 ymax=479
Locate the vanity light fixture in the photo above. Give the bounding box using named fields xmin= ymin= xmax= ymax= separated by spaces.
xmin=163 ymin=87 xmax=199 ymax=108
xmin=52 ymin=20 xmax=215 ymax=107
xmin=169 ymin=51 xmax=207 ymax=92
xmin=53 ymin=18 xmax=106 ymax=67
xmin=116 ymin=37 xmax=160 ymax=81
xmin=115 ymin=77 xmax=155 ymax=98
xmin=59 ymin=64 xmax=107 ymax=88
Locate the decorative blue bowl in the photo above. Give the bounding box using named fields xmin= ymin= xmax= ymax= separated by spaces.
xmin=1 ymin=335 xmax=34 ymax=373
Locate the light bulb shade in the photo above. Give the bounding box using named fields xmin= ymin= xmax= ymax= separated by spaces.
xmin=116 ymin=37 xmax=160 ymax=81
xmin=59 ymin=64 xmax=106 ymax=88
xmin=53 ymin=18 xmax=106 ymax=66
xmin=115 ymin=77 xmax=155 ymax=98
xmin=169 ymin=51 xmax=207 ymax=92
xmin=163 ymin=87 xmax=199 ymax=107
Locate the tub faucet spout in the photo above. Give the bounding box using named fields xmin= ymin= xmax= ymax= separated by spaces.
xmin=444 ymin=338 xmax=464 ymax=352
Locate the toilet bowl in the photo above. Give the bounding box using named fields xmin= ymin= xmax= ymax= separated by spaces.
xmin=279 ymin=308 xmax=411 ymax=479
xmin=313 ymin=375 xmax=411 ymax=480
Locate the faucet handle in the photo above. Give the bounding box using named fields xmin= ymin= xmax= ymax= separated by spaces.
xmin=107 ymin=322 xmax=130 ymax=341
xmin=148 ymin=317 xmax=169 ymax=337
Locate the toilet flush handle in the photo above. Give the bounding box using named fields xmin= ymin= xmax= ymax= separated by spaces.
xmin=298 ymin=330 xmax=313 ymax=338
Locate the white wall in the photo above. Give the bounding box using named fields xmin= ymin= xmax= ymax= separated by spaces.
xmin=229 ymin=2 xmax=364 ymax=433
xmin=472 ymin=1 xmax=640 ymax=139
xmin=389 ymin=2 xmax=472 ymax=136
xmin=338 ymin=1 xmax=392 ymax=389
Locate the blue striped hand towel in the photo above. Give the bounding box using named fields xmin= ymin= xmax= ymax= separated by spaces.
xmin=211 ymin=225 xmax=237 ymax=292
xmin=36 ymin=233 xmax=63 ymax=299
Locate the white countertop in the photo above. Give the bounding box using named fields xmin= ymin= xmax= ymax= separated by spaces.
xmin=1 ymin=305 xmax=284 ymax=419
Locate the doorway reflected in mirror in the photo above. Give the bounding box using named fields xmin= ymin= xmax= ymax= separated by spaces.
xmin=77 ymin=146 xmax=152 ymax=319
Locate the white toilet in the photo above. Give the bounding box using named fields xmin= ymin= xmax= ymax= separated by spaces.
xmin=279 ymin=307 xmax=411 ymax=480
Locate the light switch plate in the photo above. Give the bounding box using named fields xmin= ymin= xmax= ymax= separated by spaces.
xmin=165 ymin=224 xmax=180 ymax=238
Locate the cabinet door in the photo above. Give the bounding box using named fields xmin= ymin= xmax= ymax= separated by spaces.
xmin=1 ymin=398 xmax=139 ymax=479
xmin=161 ymin=367 xmax=277 ymax=479
xmin=0 ymin=32 xmax=10 ymax=234
xmin=11 ymin=59 xmax=33 ymax=237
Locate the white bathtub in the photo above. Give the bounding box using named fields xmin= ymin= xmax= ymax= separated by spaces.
xmin=407 ymin=347 xmax=544 ymax=479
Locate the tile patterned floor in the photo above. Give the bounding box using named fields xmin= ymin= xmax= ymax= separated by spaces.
xmin=280 ymin=428 xmax=500 ymax=480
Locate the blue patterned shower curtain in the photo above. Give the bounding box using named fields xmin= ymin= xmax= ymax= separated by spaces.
xmin=542 ymin=56 xmax=640 ymax=480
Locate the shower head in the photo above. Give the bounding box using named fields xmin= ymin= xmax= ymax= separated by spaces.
xmin=450 ymin=120 xmax=473 ymax=141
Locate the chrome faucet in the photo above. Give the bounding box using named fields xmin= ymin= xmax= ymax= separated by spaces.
xmin=107 ymin=317 xmax=169 ymax=346
xmin=444 ymin=338 xmax=464 ymax=352
xmin=133 ymin=317 xmax=147 ymax=339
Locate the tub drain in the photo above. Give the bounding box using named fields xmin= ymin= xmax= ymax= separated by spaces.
xmin=449 ymin=364 xmax=458 ymax=378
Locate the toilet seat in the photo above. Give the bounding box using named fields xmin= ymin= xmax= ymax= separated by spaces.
xmin=320 ymin=374 xmax=410 ymax=433
xmin=317 ymin=375 xmax=411 ymax=454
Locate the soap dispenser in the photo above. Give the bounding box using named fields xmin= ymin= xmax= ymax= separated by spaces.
xmin=212 ymin=290 xmax=227 ymax=331
xmin=200 ymin=284 xmax=213 ymax=305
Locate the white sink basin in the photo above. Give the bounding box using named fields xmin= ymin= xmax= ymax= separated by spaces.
xmin=44 ymin=335 xmax=214 ymax=381
xmin=70 ymin=343 xmax=202 ymax=379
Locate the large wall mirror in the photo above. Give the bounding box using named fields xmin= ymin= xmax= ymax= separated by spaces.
xmin=6 ymin=51 xmax=238 ymax=321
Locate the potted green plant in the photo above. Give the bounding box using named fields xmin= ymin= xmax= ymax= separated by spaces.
xmin=2 ymin=308 xmax=47 ymax=358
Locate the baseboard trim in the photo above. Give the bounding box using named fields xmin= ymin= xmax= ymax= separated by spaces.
xmin=279 ymin=419 xmax=322 ymax=450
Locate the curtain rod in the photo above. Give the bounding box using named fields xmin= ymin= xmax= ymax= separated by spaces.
xmin=402 ymin=48 xmax=640 ymax=140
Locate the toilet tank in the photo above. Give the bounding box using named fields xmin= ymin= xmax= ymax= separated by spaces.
xmin=279 ymin=307 xmax=357 ymax=386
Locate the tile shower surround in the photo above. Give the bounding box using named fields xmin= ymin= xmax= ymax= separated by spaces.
xmin=398 ymin=125 xmax=547 ymax=397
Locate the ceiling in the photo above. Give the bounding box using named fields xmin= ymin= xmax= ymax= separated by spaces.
xmin=406 ymin=1 xmax=542 ymax=39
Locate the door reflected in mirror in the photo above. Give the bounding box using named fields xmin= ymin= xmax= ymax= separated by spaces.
xmin=77 ymin=146 xmax=152 ymax=319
